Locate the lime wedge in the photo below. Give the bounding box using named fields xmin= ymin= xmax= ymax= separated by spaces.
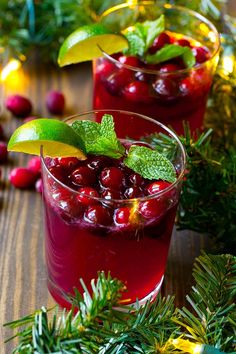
xmin=58 ymin=23 xmax=128 ymax=67
xmin=8 ymin=119 xmax=86 ymax=159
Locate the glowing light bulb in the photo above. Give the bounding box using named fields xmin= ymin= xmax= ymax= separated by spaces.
xmin=222 ymin=55 xmax=234 ymax=74
xmin=1 ymin=59 xmax=22 ymax=82
xmin=171 ymin=338 xmax=203 ymax=354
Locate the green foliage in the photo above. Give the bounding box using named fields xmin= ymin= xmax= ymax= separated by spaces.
xmin=5 ymin=254 xmax=236 ymax=353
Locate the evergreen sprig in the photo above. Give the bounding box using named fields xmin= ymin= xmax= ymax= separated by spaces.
xmin=4 ymin=254 xmax=236 ymax=353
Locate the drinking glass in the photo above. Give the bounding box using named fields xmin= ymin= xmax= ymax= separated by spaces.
xmin=41 ymin=110 xmax=186 ymax=309
xmin=93 ymin=2 xmax=220 ymax=135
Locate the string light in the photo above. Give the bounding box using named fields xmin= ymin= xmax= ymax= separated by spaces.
xmin=171 ymin=338 xmax=227 ymax=354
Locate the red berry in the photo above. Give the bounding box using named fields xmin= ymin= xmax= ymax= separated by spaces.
xmin=35 ymin=178 xmax=43 ymax=193
xmin=192 ymin=46 xmax=209 ymax=64
xmin=71 ymin=166 xmax=96 ymax=187
xmin=27 ymin=156 xmax=41 ymax=175
xmin=96 ymin=59 xmax=114 ymax=80
xmin=46 ymin=91 xmax=65 ymax=115
xmin=49 ymin=165 xmax=66 ymax=183
xmin=149 ymin=32 xmax=171 ymax=54
xmin=146 ymin=180 xmax=171 ymax=195
xmin=176 ymin=38 xmax=191 ymax=47
xmin=5 ymin=95 xmax=32 ymax=118
xmin=128 ymin=173 xmax=145 ymax=187
xmin=118 ymin=55 xmax=141 ymax=67
xmin=77 ymin=187 xmax=99 ymax=206
xmin=84 ymin=205 xmax=112 ymax=225
xmin=123 ymin=81 xmax=153 ymax=103
xmin=101 ymin=189 xmax=122 ymax=200
xmin=0 ymin=124 xmax=4 ymax=139
xmin=100 ymin=167 xmax=125 ymax=190
xmin=105 ymin=69 xmax=133 ymax=96
xmin=87 ymin=155 xmax=113 ymax=171
xmin=114 ymin=207 xmax=131 ymax=225
xmin=0 ymin=142 xmax=8 ymax=163
xmin=57 ymin=157 xmax=79 ymax=170
xmin=159 ymin=63 xmax=181 ymax=73
xmin=124 ymin=186 xmax=142 ymax=199
xmin=9 ymin=167 xmax=37 ymax=189
xmin=139 ymin=198 xmax=165 ymax=219
xmin=52 ymin=187 xmax=83 ymax=217
xmin=153 ymin=78 xmax=178 ymax=100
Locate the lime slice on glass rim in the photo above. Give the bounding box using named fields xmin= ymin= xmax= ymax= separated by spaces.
xmin=58 ymin=23 xmax=128 ymax=67
xmin=8 ymin=119 xmax=86 ymax=159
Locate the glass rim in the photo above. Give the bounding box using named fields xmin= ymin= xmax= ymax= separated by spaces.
xmin=41 ymin=109 xmax=186 ymax=204
xmin=99 ymin=2 xmax=221 ymax=75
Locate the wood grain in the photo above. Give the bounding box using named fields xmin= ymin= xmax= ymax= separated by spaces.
xmin=0 ymin=60 xmax=206 ymax=353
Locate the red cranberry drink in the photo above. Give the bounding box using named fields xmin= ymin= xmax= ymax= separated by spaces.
xmin=93 ymin=3 xmax=220 ymax=135
xmin=41 ymin=110 xmax=186 ymax=308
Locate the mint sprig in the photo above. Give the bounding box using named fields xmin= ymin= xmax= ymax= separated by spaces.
xmin=72 ymin=114 xmax=125 ymax=159
xmin=146 ymin=44 xmax=196 ymax=68
xmin=124 ymin=145 xmax=176 ymax=183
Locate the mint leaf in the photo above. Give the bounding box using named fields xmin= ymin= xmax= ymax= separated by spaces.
xmin=124 ymin=145 xmax=176 ymax=183
xmin=145 ymin=15 xmax=165 ymax=49
xmin=72 ymin=115 xmax=125 ymax=159
xmin=123 ymin=28 xmax=146 ymax=56
xmin=146 ymin=44 xmax=196 ymax=68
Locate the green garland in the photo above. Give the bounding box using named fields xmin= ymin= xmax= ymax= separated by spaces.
xmin=5 ymin=253 xmax=236 ymax=353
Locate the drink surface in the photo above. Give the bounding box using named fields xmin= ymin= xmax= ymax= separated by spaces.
xmin=43 ymin=140 xmax=179 ymax=307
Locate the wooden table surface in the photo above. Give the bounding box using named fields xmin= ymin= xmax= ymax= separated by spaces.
xmin=0 ymin=60 xmax=206 ymax=353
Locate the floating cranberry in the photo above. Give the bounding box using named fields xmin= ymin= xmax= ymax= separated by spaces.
xmin=149 ymin=32 xmax=171 ymax=54
xmin=139 ymin=198 xmax=165 ymax=219
xmin=124 ymin=186 xmax=142 ymax=199
xmin=27 ymin=156 xmax=41 ymax=175
xmin=179 ymin=77 xmax=195 ymax=96
xmin=77 ymin=187 xmax=99 ymax=206
xmin=135 ymin=71 xmax=150 ymax=82
xmin=104 ymin=69 xmax=133 ymax=96
xmin=96 ymin=60 xmax=114 ymax=80
xmin=35 ymin=178 xmax=43 ymax=193
xmin=84 ymin=205 xmax=112 ymax=225
xmin=71 ymin=166 xmax=96 ymax=187
xmin=146 ymin=180 xmax=171 ymax=195
xmin=87 ymin=155 xmax=113 ymax=171
xmin=118 ymin=55 xmax=141 ymax=67
xmin=101 ymin=189 xmax=122 ymax=200
xmin=9 ymin=167 xmax=37 ymax=189
xmin=128 ymin=173 xmax=145 ymax=187
xmin=52 ymin=187 xmax=83 ymax=217
xmin=153 ymin=78 xmax=178 ymax=100
xmin=114 ymin=207 xmax=131 ymax=225
xmin=46 ymin=91 xmax=65 ymax=115
xmin=49 ymin=165 xmax=66 ymax=183
xmin=100 ymin=167 xmax=125 ymax=190
xmin=176 ymin=38 xmax=191 ymax=47
xmin=5 ymin=95 xmax=32 ymax=118
xmin=192 ymin=46 xmax=209 ymax=64
xmin=159 ymin=63 xmax=181 ymax=73
xmin=57 ymin=157 xmax=79 ymax=170
xmin=0 ymin=142 xmax=8 ymax=163
xmin=123 ymin=81 xmax=153 ymax=103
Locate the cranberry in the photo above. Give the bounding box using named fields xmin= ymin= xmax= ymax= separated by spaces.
xmin=0 ymin=124 xmax=4 ymax=139
xmin=114 ymin=207 xmax=131 ymax=225
xmin=52 ymin=187 xmax=83 ymax=217
xmin=96 ymin=60 xmax=114 ymax=80
xmin=153 ymin=78 xmax=178 ymax=100
xmin=179 ymin=77 xmax=195 ymax=96
xmin=118 ymin=55 xmax=141 ymax=67
xmin=124 ymin=186 xmax=142 ymax=199
xmin=104 ymin=69 xmax=133 ymax=96
xmin=149 ymin=32 xmax=171 ymax=54
xmin=5 ymin=95 xmax=32 ymax=118
xmin=192 ymin=46 xmax=209 ymax=64
xmin=159 ymin=63 xmax=181 ymax=73
xmin=100 ymin=167 xmax=125 ymax=190
xmin=146 ymin=181 xmax=171 ymax=195
xmin=35 ymin=178 xmax=43 ymax=193
xmin=87 ymin=155 xmax=113 ymax=171
xmin=101 ymin=189 xmax=122 ymax=200
xmin=0 ymin=142 xmax=8 ymax=163
xmin=77 ymin=187 xmax=99 ymax=206
xmin=128 ymin=173 xmax=145 ymax=187
xmin=84 ymin=205 xmax=112 ymax=225
xmin=46 ymin=91 xmax=65 ymax=115
xmin=123 ymin=81 xmax=153 ymax=103
xmin=139 ymin=198 xmax=165 ymax=219
xmin=27 ymin=156 xmax=41 ymax=175
xmin=23 ymin=116 xmax=37 ymax=123
xmin=135 ymin=71 xmax=150 ymax=82
xmin=57 ymin=157 xmax=79 ymax=170
xmin=49 ymin=165 xmax=66 ymax=183
xmin=71 ymin=166 xmax=96 ymax=187
xmin=9 ymin=167 xmax=37 ymax=189
xmin=176 ymin=38 xmax=191 ymax=47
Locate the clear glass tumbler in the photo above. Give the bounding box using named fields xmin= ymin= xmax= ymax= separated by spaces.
xmin=41 ymin=110 xmax=186 ymax=309
xmin=93 ymin=2 xmax=220 ymax=135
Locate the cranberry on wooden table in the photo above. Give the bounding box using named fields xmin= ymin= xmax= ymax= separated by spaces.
xmin=9 ymin=167 xmax=37 ymax=189
xmin=46 ymin=91 xmax=65 ymax=115
xmin=5 ymin=95 xmax=32 ymax=118
xmin=0 ymin=142 xmax=8 ymax=163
